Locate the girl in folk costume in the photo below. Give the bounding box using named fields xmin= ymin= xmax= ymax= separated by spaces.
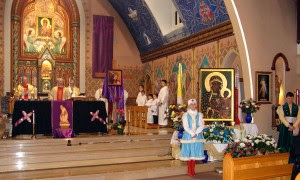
xmin=145 ymin=94 xmax=154 ymax=124
xmin=180 ymin=99 xmax=205 ymax=177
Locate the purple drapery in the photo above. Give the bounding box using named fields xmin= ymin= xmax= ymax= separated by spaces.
xmin=92 ymin=15 xmax=114 ymax=78
xmin=102 ymin=73 xmax=124 ymax=110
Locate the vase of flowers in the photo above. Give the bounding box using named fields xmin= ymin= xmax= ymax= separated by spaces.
xmin=166 ymin=104 xmax=187 ymax=139
xmin=203 ymin=122 xmax=234 ymax=143
xmin=243 ymin=134 xmax=277 ymax=154
xmin=116 ymin=109 xmax=124 ymax=123
xmin=239 ymin=99 xmax=260 ymax=123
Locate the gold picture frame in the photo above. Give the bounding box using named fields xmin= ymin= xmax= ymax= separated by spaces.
xmin=36 ymin=16 xmax=54 ymax=39
xmin=256 ymin=71 xmax=272 ymax=104
xmin=199 ymin=68 xmax=234 ymax=121
xmin=108 ymin=70 xmax=122 ymax=86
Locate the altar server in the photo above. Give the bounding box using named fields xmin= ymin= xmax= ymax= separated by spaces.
xmin=145 ymin=94 xmax=154 ymax=124
xmin=136 ymin=90 xmax=147 ymax=106
xmin=151 ymin=94 xmax=159 ymax=124
xmin=180 ymin=99 xmax=205 ymax=177
xmin=158 ymin=80 xmax=169 ymax=126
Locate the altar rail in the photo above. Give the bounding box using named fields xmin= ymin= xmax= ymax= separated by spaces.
xmin=223 ymin=153 xmax=293 ymax=180
xmin=126 ymin=106 xmax=158 ymax=129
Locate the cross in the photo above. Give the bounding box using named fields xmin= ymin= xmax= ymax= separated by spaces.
xmin=90 ymin=110 xmax=106 ymax=125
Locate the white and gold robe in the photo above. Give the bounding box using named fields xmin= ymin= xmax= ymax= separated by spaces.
xmin=14 ymin=84 xmax=35 ymax=100
xmin=158 ymin=86 xmax=169 ymax=126
xmin=68 ymin=86 xmax=80 ymax=97
xmin=48 ymin=86 xmax=70 ymax=101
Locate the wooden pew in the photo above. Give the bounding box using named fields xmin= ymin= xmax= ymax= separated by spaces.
xmin=126 ymin=106 xmax=152 ymax=129
xmin=223 ymin=153 xmax=293 ymax=180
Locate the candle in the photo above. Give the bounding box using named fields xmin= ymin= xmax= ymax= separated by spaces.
xmin=128 ymin=110 xmax=130 ymax=123
xmin=21 ymin=88 xmax=24 ymax=100
xmin=33 ymin=110 xmax=35 ymax=124
xmin=34 ymin=88 xmax=37 ymax=100
xmin=28 ymin=89 xmax=31 ymax=100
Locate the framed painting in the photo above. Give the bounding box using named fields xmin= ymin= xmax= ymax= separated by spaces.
xmin=199 ymin=68 xmax=234 ymax=121
xmin=37 ymin=17 xmax=53 ymax=38
xmin=108 ymin=70 xmax=122 ymax=86
xmin=256 ymin=71 xmax=272 ymax=104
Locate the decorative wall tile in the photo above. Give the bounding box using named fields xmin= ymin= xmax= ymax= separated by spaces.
xmin=219 ymin=35 xmax=239 ymax=66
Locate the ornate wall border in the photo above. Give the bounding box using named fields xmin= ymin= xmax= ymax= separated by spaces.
xmin=141 ymin=21 xmax=233 ymax=63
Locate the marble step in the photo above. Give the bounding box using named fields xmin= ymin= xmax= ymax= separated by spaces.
xmin=0 ymin=139 xmax=171 ymax=156
xmin=0 ymin=160 xmax=222 ymax=180
xmin=0 ymin=145 xmax=171 ymax=166
xmin=0 ymin=133 xmax=172 ymax=147
xmin=40 ymin=161 xmax=223 ymax=180
xmin=0 ymin=155 xmax=173 ymax=173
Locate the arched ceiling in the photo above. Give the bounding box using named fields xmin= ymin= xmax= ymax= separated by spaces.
xmin=108 ymin=0 xmax=229 ymax=54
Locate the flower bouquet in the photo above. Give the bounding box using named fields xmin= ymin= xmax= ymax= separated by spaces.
xmin=203 ymin=122 xmax=234 ymax=143
xmin=113 ymin=109 xmax=125 ymax=135
xmin=165 ymin=104 xmax=187 ymax=131
xmin=244 ymin=134 xmax=277 ymax=154
xmin=224 ymin=139 xmax=257 ymax=158
xmin=239 ymin=99 xmax=260 ymax=123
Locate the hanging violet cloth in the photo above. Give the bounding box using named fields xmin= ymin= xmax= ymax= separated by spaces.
xmin=102 ymin=72 xmax=124 ymax=111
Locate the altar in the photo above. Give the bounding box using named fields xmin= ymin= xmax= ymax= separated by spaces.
xmin=12 ymin=100 xmax=107 ymax=137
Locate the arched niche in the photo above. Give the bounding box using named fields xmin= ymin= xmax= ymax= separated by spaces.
xmin=10 ymin=0 xmax=80 ymax=90
xmin=221 ymin=50 xmax=245 ymax=100
xmin=273 ymin=54 xmax=287 ymax=106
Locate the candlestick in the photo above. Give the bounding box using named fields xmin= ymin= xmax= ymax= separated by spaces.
xmin=32 ymin=110 xmax=36 ymax=140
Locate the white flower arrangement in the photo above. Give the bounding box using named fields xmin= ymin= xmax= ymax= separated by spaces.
xmin=203 ymin=122 xmax=234 ymax=143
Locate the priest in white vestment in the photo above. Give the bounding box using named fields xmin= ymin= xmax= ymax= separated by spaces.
xmin=158 ymin=80 xmax=169 ymax=126
xmin=68 ymin=78 xmax=80 ymax=97
xmin=95 ymin=82 xmax=108 ymax=115
xmin=48 ymin=78 xmax=70 ymax=101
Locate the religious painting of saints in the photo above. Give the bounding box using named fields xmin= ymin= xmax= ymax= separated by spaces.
xmin=108 ymin=70 xmax=122 ymax=86
xmin=199 ymin=68 xmax=234 ymax=121
xmin=256 ymin=71 xmax=272 ymax=104
xmin=37 ymin=17 xmax=53 ymax=38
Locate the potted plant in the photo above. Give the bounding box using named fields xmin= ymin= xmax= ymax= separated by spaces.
xmin=203 ymin=122 xmax=234 ymax=143
xmin=224 ymin=139 xmax=258 ymax=158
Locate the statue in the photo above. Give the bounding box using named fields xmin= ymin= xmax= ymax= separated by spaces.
xmin=275 ymin=75 xmax=282 ymax=106
xmin=59 ymin=105 xmax=70 ymax=129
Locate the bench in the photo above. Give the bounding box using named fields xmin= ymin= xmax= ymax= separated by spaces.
xmin=223 ymin=153 xmax=293 ymax=180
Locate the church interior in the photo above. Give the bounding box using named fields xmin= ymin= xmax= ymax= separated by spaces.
xmin=0 ymin=0 xmax=300 ymax=179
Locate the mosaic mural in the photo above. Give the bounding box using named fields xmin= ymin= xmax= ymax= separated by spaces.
xmin=174 ymin=0 xmax=229 ymax=34
xmin=22 ymin=0 xmax=69 ymax=58
xmin=168 ymin=50 xmax=193 ymax=104
xmin=153 ymin=57 xmax=167 ymax=94
xmin=108 ymin=0 xmax=164 ymax=53
xmin=108 ymin=0 xmax=229 ymax=53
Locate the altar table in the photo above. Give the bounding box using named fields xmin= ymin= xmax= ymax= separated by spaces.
xmin=12 ymin=100 xmax=107 ymax=136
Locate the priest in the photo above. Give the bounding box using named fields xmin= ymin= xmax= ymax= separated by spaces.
xmin=48 ymin=78 xmax=70 ymax=101
xmin=14 ymin=76 xmax=35 ymax=100
xmin=158 ymin=80 xmax=169 ymax=127
xmin=95 ymin=82 xmax=108 ymax=114
xmin=68 ymin=78 xmax=80 ymax=97
xmin=277 ymin=92 xmax=300 ymax=152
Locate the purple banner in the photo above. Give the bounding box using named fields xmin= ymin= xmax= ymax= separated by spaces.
xmin=51 ymin=101 xmax=73 ymax=138
xmin=92 ymin=15 xmax=114 ymax=78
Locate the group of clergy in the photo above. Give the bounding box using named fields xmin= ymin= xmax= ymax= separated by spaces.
xmin=14 ymin=77 xmax=80 ymax=101
xmin=135 ymin=80 xmax=169 ymax=127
